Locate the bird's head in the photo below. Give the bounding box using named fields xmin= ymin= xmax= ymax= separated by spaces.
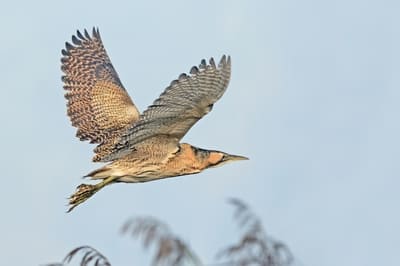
xmin=206 ymin=150 xmax=249 ymax=168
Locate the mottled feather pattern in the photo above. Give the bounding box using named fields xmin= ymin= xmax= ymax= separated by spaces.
xmin=61 ymin=28 xmax=247 ymax=212
xmin=100 ymin=55 xmax=231 ymax=162
xmin=61 ymin=28 xmax=140 ymax=162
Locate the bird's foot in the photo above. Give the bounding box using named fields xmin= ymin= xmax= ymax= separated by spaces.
xmin=67 ymin=183 xmax=98 ymax=213
xmin=67 ymin=176 xmax=116 ymax=213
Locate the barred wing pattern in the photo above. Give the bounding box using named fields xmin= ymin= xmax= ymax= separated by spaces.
xmin=61 ymin=28 xmax=140 ymax=162
xmin=100 ymin=55 xmax=231 ymax=162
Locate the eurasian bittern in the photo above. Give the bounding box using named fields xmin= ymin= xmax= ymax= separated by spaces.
xmin=61 ymin=28 xmax=248 ymax=212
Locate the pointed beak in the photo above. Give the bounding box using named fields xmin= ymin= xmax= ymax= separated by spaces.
xmin=222 ymin=154 xmax=249 ymax=162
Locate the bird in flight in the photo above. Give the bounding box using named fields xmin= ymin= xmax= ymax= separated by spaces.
xmin=61 ymin=28 xmax=248 ymax=212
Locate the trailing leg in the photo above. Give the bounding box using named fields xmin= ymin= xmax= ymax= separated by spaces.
xmin=67 ymin=176 xmax=116 ymax=212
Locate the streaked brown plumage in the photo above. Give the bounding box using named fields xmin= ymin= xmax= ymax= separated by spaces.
xmin=62 ymin=28 xmax=248 ymax=212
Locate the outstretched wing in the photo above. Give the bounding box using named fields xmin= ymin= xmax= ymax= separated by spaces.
xmin=61 ymin=28 xmax=140 ymax=162
xmin=100 ymin=55 xmax=231 ymax=162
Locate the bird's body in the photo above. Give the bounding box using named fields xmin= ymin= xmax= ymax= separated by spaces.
xmin=89 ymin=142 xmax=223 ymax=183
xmin=61 ymin=28 xmax=247 ymax=212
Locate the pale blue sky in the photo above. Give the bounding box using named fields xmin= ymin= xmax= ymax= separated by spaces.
xmin=0 ymin=0 xmax=399 ymax=265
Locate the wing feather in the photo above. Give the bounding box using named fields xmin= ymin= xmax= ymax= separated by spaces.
xmin=61 ymin=28 xmax=140 ymax=162
xmin=99 ymin=55 xmax=231 ymax=162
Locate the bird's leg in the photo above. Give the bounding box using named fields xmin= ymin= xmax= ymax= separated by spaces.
xmin=67 ymin=176 xmax=116 ymax=212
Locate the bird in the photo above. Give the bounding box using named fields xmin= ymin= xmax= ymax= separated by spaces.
xmin=61 ymin=28 xmax=248 ymax=212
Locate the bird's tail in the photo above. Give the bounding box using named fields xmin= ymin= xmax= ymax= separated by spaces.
xmin=85 ymin=165 xmax=118 ymax=180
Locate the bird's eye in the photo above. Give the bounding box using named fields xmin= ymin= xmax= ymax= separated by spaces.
xmin=173 ymin=145 xmax=182 ymax=154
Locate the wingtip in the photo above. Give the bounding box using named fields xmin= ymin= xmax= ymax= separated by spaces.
xmin=170 ymin=79 xmax=179 ymax=87
xmin=221 ymin=55 xmax=231 ymax=66
xmin=199 ymin=59 xmax=207 ymax=69
xmin=74 ymin=27 xmax=100 ymax=43
xmin=209 ymin=57 xmax=216 ymax=68
xmin=76 ymin=29 xmax=85 ymax=40
xmin=198 ymin=55 xmax=231 ymax=69
xmin=179 ymin=73 xmax=187 ymax=80
xmin=190 ymin=66 xmax=199 ymax=75
xmin=218 ymin=55 xmax=226 ymax=67
xmin=65 ymin=41 xmax=73 ymax=51
xmin=84 ymin=28 xmax=91 ymax=39
xmin=71 ymin=35 xmax=81 ymax=45
xmin=61 ymin=48 xmax=69 ymax=56
xmin=92 ymin=26 xmax=101 ymax=39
